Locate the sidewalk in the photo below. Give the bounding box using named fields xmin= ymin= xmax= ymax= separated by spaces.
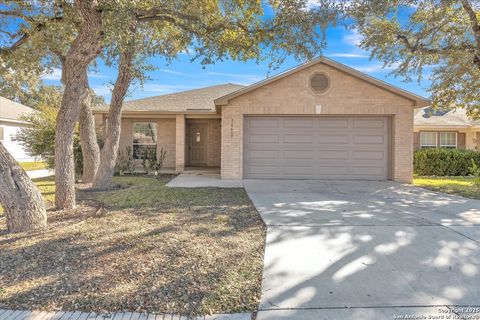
xmin=26 ymin=169 xmax=54 ymax=179
xmin=0 ymin=309 xmax=252 ymax=320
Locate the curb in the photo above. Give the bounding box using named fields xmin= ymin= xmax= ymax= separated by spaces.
xmin=0 ymin=309 xmax=253 ymax=320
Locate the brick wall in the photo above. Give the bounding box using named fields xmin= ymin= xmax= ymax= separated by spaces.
xmin=117 ymin=118 xmax=176 ymax=170
xmin=206 ymin=119 xmax=221 ymax=167
xmin=220 ymin=62 xmax=415 ymax=183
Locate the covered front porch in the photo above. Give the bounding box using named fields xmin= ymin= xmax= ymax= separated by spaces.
xmin=174 ymin=115 xmax=222 ymax=173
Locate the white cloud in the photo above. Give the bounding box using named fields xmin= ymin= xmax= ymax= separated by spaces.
xmin=352 ymin=64 xmax=384 ymax=73
xmin=42 ymin=67 xmax=107 ymax=81
xmin=343 ymin=30 xmax=363 ymax=47
xmin=137 ymin=83 xmax=193 ymax=94
xmin=350 ymin=62 xmax=400 ymax=73
xmin=91 ymin=84 xmax=112 ymax=96
xmin=306 ymin=0 xmax=318 ymax=8
xmin=329 ymin=53 xmax=369 ymax=58
xmin=159 ymin=69 xmax=189 ymax=76
xmin=206 ymin=72 xmax=263 ymax=84
xmin=179 ymin=47 xmax=194 ymax=55
xmin=88 ymin=71 xmax=108 ymax=79
xmin=41 ymin=68 xmax=62 ymax=81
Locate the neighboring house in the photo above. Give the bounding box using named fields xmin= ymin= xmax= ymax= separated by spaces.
xmin=0 ymin=96 xmax=35 ymax=161
xmin=93 ymin=57 xmax=430 ymax=183
xmin=414 ymin=106 xmax=480 ymax=150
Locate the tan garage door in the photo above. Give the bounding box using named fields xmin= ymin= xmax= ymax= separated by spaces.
xmin=243 ymin=116 xmax=390 ymax=180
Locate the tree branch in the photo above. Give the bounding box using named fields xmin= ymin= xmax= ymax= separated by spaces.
xmin=396 ymin=32 xmax=475 ymax=55
xmin=0 ymin=9 xmax=33 ymax=21
xmin=0 ymin=15 xmax=63 ymax=55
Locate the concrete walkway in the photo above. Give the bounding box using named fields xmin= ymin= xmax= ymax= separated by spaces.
xmin=0 ymin=309 xmax=251 ymax=320
xmin=244 ymin=180 xmax=480 ymax=320
xmin=166 ymin=173 xmax=242 ymax=188
xmin=26 ymin=169 xmax=54 ymax=179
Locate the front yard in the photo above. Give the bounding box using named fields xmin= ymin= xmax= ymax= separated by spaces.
xmin=0 ymin=176 xmax=265 ymax=316
xmin=413 ymin=176 xmax=480 ymax=199
xmin=19 ymin=161 xmax=48 ymax=171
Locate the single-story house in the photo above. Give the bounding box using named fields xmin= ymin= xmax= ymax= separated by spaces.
xmin=0 ymin=96 xmax=36 ymax=161
xmin=414 ymin=106 xmax=480 ymax=150
xmin=93 ymin=57 xmax=430 ymax=183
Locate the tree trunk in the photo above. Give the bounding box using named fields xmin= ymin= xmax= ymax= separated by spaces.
xmin=0 ymin=142 xmax=47 ymax=233
xmin=79 ymin=92 xmax=100 ymax=183
xmin=54 ymin=1 xmax=103 ymax=209
xmin=460 ymin=0 xmax=480 ymax=69
xmin=92 ymin=49 xmax=135 ymax=189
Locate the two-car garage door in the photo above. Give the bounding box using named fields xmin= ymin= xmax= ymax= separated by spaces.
xmin=243 ymin=116 xmax=390 ymax=180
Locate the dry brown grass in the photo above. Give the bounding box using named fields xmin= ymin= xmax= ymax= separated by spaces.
xmin=0 ymin=176 xmax=265 ymax=316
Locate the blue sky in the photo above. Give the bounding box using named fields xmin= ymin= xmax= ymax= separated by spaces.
xmin=41 ymin=26 xmax=432 ymax=103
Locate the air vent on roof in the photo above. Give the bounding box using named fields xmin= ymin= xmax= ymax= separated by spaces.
xmin=310 ymin=73 xmax=330 ymax=94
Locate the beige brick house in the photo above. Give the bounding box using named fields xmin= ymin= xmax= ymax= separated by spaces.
xmin=93 ymin=57 xmax=430 ymax=183
xmin=414 ymin=107 xmax=480 ymax=151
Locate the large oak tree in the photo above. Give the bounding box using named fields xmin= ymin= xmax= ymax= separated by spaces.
xmin=318 ymin=0 xmax=480 ymax=115
xmin=1 ymin=0 xmax=332 ymax=208
xmin=0 ymin=143 xmax=47 ymax=233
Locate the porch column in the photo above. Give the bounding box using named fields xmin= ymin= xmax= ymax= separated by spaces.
xmin=175 ymin=114 xmax=185 ymax=172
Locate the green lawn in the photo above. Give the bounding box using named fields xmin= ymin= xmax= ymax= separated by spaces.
xmin=19 ymin=161 xmax=48 ymax=171
xmin=413 ymin=176 xmax=480 ymax=200
xmin=0 ymin=175 xmax=265 ymax=316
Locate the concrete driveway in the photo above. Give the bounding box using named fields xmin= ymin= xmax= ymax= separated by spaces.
xmin=243 ymin=180 xmax=480 ymax=320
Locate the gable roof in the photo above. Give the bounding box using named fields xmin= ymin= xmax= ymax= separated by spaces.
xmin=0 ymin=96 xmax=35 ymax=123
xmin=214 ymin=57 xmax=430 ymax=107
xmin=94 ymin=83 xmax=244 ymax=114
xmin=414 ymin=106 xmax=480 ymax=128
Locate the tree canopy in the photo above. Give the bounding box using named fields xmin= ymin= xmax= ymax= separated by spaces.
xmin=0 ymin=0 xmax=335 ymax=209
xmin=1 ymin=0 xmax=330 ymax=77
xmin=319 ymin=0 xmax=480 ymax=116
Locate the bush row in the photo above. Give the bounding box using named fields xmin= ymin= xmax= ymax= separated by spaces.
xmin=414 ymin=148 xmax=480 ymax=176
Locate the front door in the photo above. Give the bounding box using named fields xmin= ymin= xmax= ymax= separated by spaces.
xmin=187 ymin=123 xmax=207 ymax=166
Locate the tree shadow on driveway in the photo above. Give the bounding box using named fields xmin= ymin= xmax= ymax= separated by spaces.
xmin=244 ymin=180 xmax=480 ymax=319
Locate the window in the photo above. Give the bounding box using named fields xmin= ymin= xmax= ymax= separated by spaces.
xmin=439 ymin=132 xmax=457 ymax=148
xmin=132 ymin=122 xmax=157 ymax=159
xmin=420 ymin=132 xmax=437 ymax=148
xmin=0 ymin=126 xmax=4 ymax=141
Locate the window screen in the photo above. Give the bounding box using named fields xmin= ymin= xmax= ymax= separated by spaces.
xmin=420 ymin=132 xmax=437 ymax=148
xmin=439 ymin=132 xmax=457 ymax=148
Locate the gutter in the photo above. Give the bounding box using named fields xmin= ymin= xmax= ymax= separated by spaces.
xmin=0 ymin=117 xmax=32 ymax=125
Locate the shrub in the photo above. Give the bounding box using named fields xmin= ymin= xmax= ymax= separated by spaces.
xmin=141 ymin=147 xmax=167 ymax=175
xmin=414 ymin=148 xmax=480 ymax=176
xmin=115 ymin=146 xmax=135 ymax=175
xmin=469 ymin=159 xmax=480 ymax=187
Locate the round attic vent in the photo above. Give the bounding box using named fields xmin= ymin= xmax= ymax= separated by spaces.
xmin=310 ymin=73 xmax=330 ymax=93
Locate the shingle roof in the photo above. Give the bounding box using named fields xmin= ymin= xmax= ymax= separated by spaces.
xmin=95 ymin=83 xmax=244 ymax=113
xmin=414 ymin=106 xmax=480 ymax=127
xmin=0 ymin=96 xmax=35 ymax=122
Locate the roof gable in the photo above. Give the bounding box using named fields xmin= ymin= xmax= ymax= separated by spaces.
xmin=214 ymin=57 xmax=430 ymax=107
xmin=0 ymin=96 xmax=35 ymax=121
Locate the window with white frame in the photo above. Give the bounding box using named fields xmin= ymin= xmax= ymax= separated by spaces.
xmin=132 ymin=122 xmax=157 ymax=159
xmin=420 ymin=132 xmax=437 ymax=148
xmin=439 ymin=132 xmax=457 ymax=148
